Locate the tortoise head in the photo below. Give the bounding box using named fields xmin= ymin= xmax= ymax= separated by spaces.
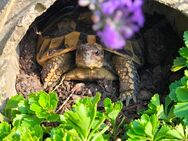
xmin=76 ymin=43 xmax=104 ymax=69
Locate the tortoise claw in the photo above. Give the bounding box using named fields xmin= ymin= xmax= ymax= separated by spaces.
xmin=119 ymin=91 xmax=136 ymax=106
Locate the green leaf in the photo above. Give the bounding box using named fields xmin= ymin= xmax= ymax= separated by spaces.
xmin=13 ymin=114 xmax=41 ymax=128
xmin=38 ymin=92 xmax=48 ymax=109
xmin=0 ymin=121 xmax=11 ymax=139
xmin=154 ymin=125 xmax=172 ymax=140
xmin=30 ymin=103 xmax=42 ymax=113
xmin=29 ymin=91 xmax=59 ymax=121
xmin=48 ymin=127 xmax=74 ymax=141
xmin=180 ymin=76 xmax=188 ymax=86
xmin=183 ymin=31 xmax=188 ymax=48
xmin=174 ymin=102 xmax=188 ymax=125
xmin=150 ymin=114 xmax=160 ymax=134
xmin=169 ymin=80 xmax=182 ymax=102
xmin=184 ymin=70 xmax=188 ymax=77
xmin=2 ymin=128 xmax=20 ymax=141
xmin=144 ymin=94 xmax=165 ymax=118
xmin=150 ymin=94 xmax=160 ymax=106
xmin=145 ymin=121 xmax=153 ymax=138
xmin=17 ymin=100 xmax=30 ymax=114
xmin=131 ymin=121 xmax=145 ymax=136
xmin=46 ymin=113 xmax=60 ymax=122
xmin=172 ymin=57 xmax=186 ymax=72
xmin=171 ymin=57 xmax=186 ymax=72
xmin=60 ymin=93 xmax=113 ymax=140
xmin=4 ymin=95 xmax=25 ymax=119
xmin=91 ymin=125 xmax=109 ymax=141
xmin=49 ymin=92 xmax=58 ymax=110
xmin=104 ymin=98 xmax=122 ymax=124
xmin=62 ymin=103 xmax=94 ymax=139
xmin=18 ymin=125 xmax=43 ymax=141
xmin=5 ymin=121 xmax=43 ymax=141
xmin=163 ymin=96 xmax=175 ymax=121
xmin=60 ymin=94 xmax=100 ymax=140
xmin=179 ymin=47 xmax=188 ymax=59
xmin=38 ymin=91 xmax=58 ymax=111
xmin=176 ymin=87 xmax=188 ymax=102
xmin=127 ymin=114 xmax=160 ymax=140
xmin=4 ymin=95 xmax=25 ymax=110
xmin=12 ymin=114 xmax=28 ymax=127
xmin=165 ymin=124 xmax=187 ymax=140
xmin=28 ymin=93 xmax=40 ymax=105
xmin=185 ymin=126 xmax=188 ymax=139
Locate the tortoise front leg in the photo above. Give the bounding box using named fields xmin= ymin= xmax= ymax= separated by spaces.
xmin=113 ymin=55 xmax=140 ymax=106
xmin=42 ymin=53 xmax=72 ymax=91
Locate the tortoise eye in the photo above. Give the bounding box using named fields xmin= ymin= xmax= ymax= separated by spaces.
xmin=95 ymin=51 xmax=100 ymax=56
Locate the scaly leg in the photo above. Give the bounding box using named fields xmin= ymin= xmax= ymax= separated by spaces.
xmin=113 ymin=55 xmax=140 ymax=106
xmin=41 ymin=53 xmax=72 ymax=91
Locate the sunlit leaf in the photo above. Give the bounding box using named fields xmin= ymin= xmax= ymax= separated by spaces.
xmin=176 ymin=87 xmax=188 ymax=102
xmin=183 ymin=31 xmax=188 ymax=48
xmin=171 ymin=57 xmax=186 ymax=72
xmin=179 ymin=47 xmax=188 ymax=59
xmin=0 ymin=122 xmax=11 ymax=139
xmin=174 ymin=102 xmax=188 ymax=125
xmin=169 ymin=80 xmax=182 ymax=102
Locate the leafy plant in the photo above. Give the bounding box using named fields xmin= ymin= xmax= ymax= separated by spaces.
xmin=0 ymin=91 xmax=122 ymax=141
xmin=127 ymin=94 xmax=188 ymax=141
xmin=168 ymin=74 xmax=188 ymax=125
xmin=47 ymin=93 xmax=122 ymax=141
xmin=171 ymin=31 xmax=188 ymax=71
xmin=168 ymin=31 xmax=188 ymax=125
xmin=0 ymin=122 xmax=11 ymax=139
xmin=127 ymin=31 xmax=188 ymax=141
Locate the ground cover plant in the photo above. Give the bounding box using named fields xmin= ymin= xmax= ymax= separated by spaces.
xmin=127 ymin=31 xmax=188 ymax=141
xmin=0 ymin=92 xmax=123 ymax=140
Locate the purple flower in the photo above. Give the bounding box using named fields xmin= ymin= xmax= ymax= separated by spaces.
xmin=116 ymin=7 xmax=144 ymax=39
xmin=98 ymin=24 xmax=125 ymax=49
xmin=100 ymin=0 xmax=120 ymax=15
xmin=78 ymin=0 xmax=145 ymax=49
xmin=100 ymin=0 xmax=143 ymax=15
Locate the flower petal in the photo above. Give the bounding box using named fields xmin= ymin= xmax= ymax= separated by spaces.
xmin=98 ymin=24 xmax=125 ymax=49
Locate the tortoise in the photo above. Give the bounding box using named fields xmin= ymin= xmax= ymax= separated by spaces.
xmin=36 ymin=12 xmax=144 ymax=105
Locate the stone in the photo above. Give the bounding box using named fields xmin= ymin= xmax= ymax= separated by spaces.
xmin=0 ymin=0 xmax=56 ymax=111
xmin=144 ymin=0 xmax=188 ymax=37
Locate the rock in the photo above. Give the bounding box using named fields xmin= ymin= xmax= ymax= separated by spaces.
xmin=144 ymin=0 xmax=188 ymax=37
xmin=0 ymin=0 xmax=56 ymax=111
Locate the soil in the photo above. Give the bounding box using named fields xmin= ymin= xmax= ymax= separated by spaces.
xmin=16 ymin=2 xmax=183 ymax=124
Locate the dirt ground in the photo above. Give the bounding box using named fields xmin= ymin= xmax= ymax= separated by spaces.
xmin=16 ymin=2 xmax=183 ymax=122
